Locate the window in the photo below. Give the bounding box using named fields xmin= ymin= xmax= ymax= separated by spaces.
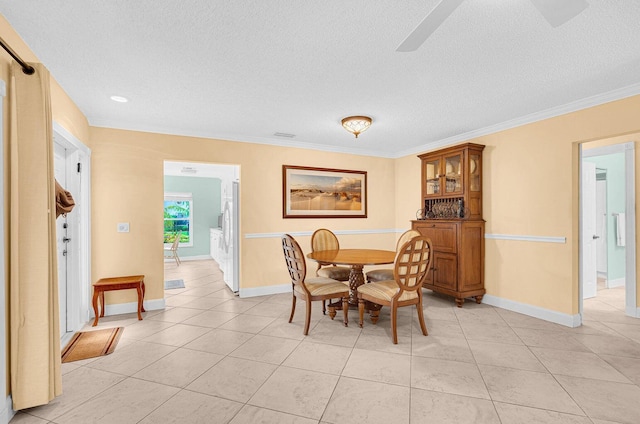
xmin=164 ymin=192 xmax=193 ymax=247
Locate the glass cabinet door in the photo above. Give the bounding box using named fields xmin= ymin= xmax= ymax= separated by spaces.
xmin=444 ymin=153 xmax=462 ymax=194
xmin=469 ymin=153 xmax=480 ymax=192
xmin=424 ymin=158 xmax=440 ymax=195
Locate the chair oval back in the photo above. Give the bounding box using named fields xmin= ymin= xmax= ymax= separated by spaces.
xmin=311 ymin=228 xmax=340 ymax=252
xmin=396 ymin=229 xmax=421 ymax=252
xmin=282 ymin=234 xmax=307 ymax=288
xmin=394 ymin=236 xmax=433 ymax=292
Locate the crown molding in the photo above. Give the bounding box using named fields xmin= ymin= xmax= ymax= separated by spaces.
xmin=393 ymin=82 xmax=640 ymax=158
xmin=88 ymin=119 xmax=395 ymax=158
xmin=91 ymin=82 xmax=640 ymax=160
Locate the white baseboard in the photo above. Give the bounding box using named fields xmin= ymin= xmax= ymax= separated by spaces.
xmin=239 ymin=283 xmax=291 ymax=298
xmin=607 ymin=277 xmax=625 ymax=288
xmin=482 ymin=294 xmax=581 ymax=328
xmin=90 ymin=298 xmax=166 ymax=318
xmin=1 ymin=395 xmax=14 ymax=424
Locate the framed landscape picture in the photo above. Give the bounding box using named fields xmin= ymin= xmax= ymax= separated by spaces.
xmin=282 ymin=165 xmax=367 ymax=218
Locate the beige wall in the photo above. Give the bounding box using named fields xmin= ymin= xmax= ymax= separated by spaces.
xmin=89 ymin=127 xmax=398 ymax=304
xmin=96 ymin=95 xmax=640 ymax=315
xmin=396 ymin=96 xmax=640 ymax=315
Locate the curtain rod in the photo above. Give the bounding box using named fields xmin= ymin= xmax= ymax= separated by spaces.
xmin=0 ymin=36 xmax=35 ymax=75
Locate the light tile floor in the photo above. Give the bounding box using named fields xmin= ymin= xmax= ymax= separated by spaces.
xmin=11 ymin=260 xmax=640 ymax=424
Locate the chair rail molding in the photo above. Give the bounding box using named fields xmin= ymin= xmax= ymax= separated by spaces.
xmin=245 ymin=228 xmax=406 ymax=239
xmin=484 ymin=233 xmax=566 ymax=244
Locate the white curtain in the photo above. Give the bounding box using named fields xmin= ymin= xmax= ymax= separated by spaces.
xmin=9 ymin=61 xmax=62 ymax=410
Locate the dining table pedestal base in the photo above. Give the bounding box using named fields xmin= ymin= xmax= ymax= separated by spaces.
xmin=327 ymin=265 xmax=382 ymax=321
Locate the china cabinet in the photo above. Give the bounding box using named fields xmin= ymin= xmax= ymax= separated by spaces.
xmin=412 ymin=143 xmax=485 ymax=307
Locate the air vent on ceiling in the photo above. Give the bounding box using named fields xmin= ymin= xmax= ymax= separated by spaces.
xmin=274 ymin=132 xmax=296 ymax=138
xmin=181 ymin=167 xmax=197 ymax=174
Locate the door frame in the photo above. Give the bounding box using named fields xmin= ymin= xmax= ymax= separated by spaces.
xmin=0 ymin=79 xmax=13 ymax=424
xmin=580 ymin=142 xmax=637 ymax=320
xmin=53 ymin=122 xmax=92 ymax=341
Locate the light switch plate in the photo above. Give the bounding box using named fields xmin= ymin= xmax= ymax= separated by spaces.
xmin=117 ymin=222 xmax=130 ymax=233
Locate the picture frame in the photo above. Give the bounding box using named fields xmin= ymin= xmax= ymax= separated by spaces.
xmin=282 ymin=165 xmax=367 ymax=218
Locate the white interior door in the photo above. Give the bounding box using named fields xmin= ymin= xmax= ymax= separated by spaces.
xmin=54 ymin=122 xmax=92 ymax=340
xmin=582 ymin=161 xmax=598 ymax=299
xmin=54 ymin=143 xmax=69 ymax=338
xmin=596 ymin=179 xmax=608 ymax=277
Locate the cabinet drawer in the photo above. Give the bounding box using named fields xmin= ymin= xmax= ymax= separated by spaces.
xmin=414 ymin=222 xmax=457 ymax=254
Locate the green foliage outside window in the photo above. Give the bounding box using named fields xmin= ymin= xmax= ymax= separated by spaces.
xmin=164 ymin=200 xmax=191 ymax=243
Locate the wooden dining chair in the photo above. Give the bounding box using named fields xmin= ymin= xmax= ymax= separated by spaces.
xmin=311 ymin=228 xmax=351 ymax=314
xmin=365 ymin=229 xmax=421 ymax=284
xmin=282 ymin=234 xmax=349 ymax=335
xmin=311 ymin=228 xmax=351 ymax=281
xmin=357 ymin=235 xmax=433 ymax=344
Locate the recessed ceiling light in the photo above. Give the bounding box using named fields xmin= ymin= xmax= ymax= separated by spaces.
xmin=110 ymin=95 xmax=128 ymax=103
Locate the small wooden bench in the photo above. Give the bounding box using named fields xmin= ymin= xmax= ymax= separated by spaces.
xmin=92 ymin=275 xmax=145 ymax=326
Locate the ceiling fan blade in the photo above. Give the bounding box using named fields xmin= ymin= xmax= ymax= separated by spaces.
xmin=396 ymin=0 xmax=465 ymax=52
xmin=529 ymin=0 xmax=589 ymax=28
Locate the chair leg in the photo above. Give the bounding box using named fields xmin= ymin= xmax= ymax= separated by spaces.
xmin=342 ymin=297 xmax=349 ymax=327
xmin=288 ymin=294 xmax=296 ymax=323
xmin=303 ymin=299 xmax=312 ymax=335
xmin=358 ymin=298 xmax=365 ymax=328
xmin=322 ymin=300 xmax=326 ymax=315
xmin=416 ymin=301 xmax=428 ymax=336
xmin=390 ymin=302 xmax=398 ymax=344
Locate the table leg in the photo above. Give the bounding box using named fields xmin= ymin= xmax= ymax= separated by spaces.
xmin=368 ymin=304 xmax=382 ymax=324
xmin=347 ymin=265 xmax=365 ymax=306
xmin=141 ymin=280 xmax=146 ymax=312
xmin=91 ymin=289 xmax=100 ymax=326
xmin=136 ymin=283 xmax=144 ymax=320
xmin=348 ymin=265 xmax=381 ymax=320
xmin=100 ymin=292 xmax=106 ymax=317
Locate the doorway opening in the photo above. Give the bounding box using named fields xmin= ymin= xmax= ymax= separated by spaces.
xmin=580 ymin=141 xmax=637 ymax=322
xmin=163 ymin=161 xmax=240 ymax=293
xmin=53 ymin=122 xmax=92 ymax=346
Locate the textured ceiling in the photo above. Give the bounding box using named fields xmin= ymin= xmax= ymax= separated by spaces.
xmin=1 ymin=1 xmax=640 ymax=158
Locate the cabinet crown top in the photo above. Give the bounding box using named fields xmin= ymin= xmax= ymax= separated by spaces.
xmin=417 ymin=142 xmax=485 ymax=158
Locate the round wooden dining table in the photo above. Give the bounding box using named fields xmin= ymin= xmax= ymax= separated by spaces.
xmin=307 ymin=249 xmax=396 ymax=318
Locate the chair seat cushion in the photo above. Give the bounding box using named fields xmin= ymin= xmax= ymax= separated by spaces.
xmin=358 ymin=280 xmax=418 ymax=302
xmin=365 ymin=268 xmax=393 ymax=282
xmin=317 ymin=266 xmax=351 ymax=281
xmin=296 ymin=278 xmax=350 ymax=297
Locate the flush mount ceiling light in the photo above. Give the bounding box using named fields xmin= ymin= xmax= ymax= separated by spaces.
xmin=110 ymin=95 xmax=128 ymax=103
xmin=341 ymin=116 xmax=372 ymax=138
